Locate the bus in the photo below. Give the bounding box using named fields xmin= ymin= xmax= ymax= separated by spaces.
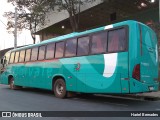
xmin=0 ymin=20 xmax=159 ymax=98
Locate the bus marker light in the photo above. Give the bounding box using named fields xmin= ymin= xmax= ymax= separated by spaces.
xmin=68 ymin=76 xmax=72 ymax=79
xmin=132 ymin=64 xmax=140 ymax=81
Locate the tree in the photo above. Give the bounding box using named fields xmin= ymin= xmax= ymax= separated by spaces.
xmin=4 ymin=0 xmax=51 ymax=44
xmin=54 ymin=0 xmax=97 ymax=31
xmin=4 ymin=0 xmax=97 ymax=43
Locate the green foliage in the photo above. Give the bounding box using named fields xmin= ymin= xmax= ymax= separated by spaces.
xmin=4 ymin=0 xmax=50 ymax=33
xmin=4 ymin=0 xmax=98 ymax=34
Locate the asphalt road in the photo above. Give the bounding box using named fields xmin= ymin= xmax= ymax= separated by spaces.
xmin=0 ymin=84 xmax=160 ymax=120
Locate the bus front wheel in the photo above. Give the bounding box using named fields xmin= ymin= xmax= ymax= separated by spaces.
xmin=54 ymin=78 xmax=66 ymax=98
xmin=9 ymin=78 xmax=21 ymax=90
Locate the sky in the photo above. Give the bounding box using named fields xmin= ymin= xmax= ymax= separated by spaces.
xmin=0 ymin=1 xmax=39 ymax=50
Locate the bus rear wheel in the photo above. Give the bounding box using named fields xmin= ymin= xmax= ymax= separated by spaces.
xmin=54 ymin=78 xmax=66 ymax=98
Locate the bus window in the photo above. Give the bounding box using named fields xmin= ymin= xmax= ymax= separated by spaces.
xmin=91 ymin=32 xmax=107 ymax=54
xmin=46 ymin=43 xmax=55 ymax=59
xmin=14 ymin=51 xmax=19 ymax=63
xmin=31 ymin=47 xmax=38 ymax=61
xmin=25 ymin=49 xmax=31 ymax=62
xmin=9 ymin=52 xmax=15 ymax=64
xmin=108 ymin=28 xmax=126 ymax=53
xmin=55 ymin=42 xmax=64 ymax=58
xmin=77 ymin=36 xmax=89 ymax=56
xmin=65 ymin=39 xmax=77 ymax=57
xmin=38 ymin=46 xmax=46 ymax=60
xmin=19 ymin=50 xmax=25 ymax=62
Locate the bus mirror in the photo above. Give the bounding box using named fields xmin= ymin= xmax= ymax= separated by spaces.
xmin=0 ymin=64 xmax=2 ymax=71
xmin=0 ymin=59 xmax=3 ymax=64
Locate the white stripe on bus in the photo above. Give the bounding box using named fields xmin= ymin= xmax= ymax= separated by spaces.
xmin=103 ymin=53 xmax=117 ymax=78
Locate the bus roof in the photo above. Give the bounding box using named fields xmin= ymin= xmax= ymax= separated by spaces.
xmin=11 ymin=20 xmax=141 ymax=52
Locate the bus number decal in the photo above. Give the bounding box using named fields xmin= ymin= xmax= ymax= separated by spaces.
xmin=74 ymin=63 xmax=81 ymax=71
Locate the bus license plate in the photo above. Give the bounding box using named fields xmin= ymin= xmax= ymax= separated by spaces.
xmin=149 ymin=87 xmax=154 ymax=91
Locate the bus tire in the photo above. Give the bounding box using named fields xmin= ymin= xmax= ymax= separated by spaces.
xmin=9 ymin=77 xmax=21 ymax=90
xmin=54 ymin=78 xmax=66 ymax=98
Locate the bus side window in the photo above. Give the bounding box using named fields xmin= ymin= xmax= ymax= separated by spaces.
xmin=55 ymin=42 xmax=65 ymax=58
xmin=38 ymin=46 xmax=46 ymax=60
xmin=19 ymin=50 xmax=25 ymax=62
xmin=31 ymin=47 xmax=38 ymax=61
xmin=25 ymin=49 xmax=31 ymax=62
xmin=46 ymin=43 xmax=55 ymax=59
xmin=108 ymin=28 xmax=126 ymax=53
xmin=91 ymin=32 xmax=107 ymax=54
xmin=9 ymin=52 xmax=15 ymax=64
xmin=65 ymin=39 xmax=77 ymax=57
xmin=14 ymin=51 xmax=20 ymax=63
xmin=77 ymin=36 xmax=90 ymax=56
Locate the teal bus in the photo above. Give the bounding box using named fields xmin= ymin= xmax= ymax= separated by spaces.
xmin=0 ymin=20 xmax=159 ymax=98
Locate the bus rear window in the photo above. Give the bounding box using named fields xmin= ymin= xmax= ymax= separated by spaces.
xmin=108 ymin=28 xmax=127 ymax=53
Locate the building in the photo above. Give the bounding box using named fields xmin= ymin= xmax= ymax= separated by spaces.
xmin=34 ymin=0 xmax=159 ymax=42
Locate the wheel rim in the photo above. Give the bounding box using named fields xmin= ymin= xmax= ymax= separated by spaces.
xmin=56 ymin=83 xmax=64 ymax=95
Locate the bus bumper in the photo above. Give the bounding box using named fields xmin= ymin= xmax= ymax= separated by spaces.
xmin=129 ymin=78 xmax=159 ymax=93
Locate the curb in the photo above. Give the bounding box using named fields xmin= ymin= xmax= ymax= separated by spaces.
xmin=120 ymin=94 xmax=160 ymax=101
xmin=95 ymin=93 xmax=160 ymax=101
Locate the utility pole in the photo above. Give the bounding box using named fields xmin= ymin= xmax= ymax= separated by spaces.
xmin=14 ymin=7 xmax=17 ymax=49
xmin=0 ymin=19 xmax=7 ymax=50
xmin=159 ymin=0 xmax=160 ymax=23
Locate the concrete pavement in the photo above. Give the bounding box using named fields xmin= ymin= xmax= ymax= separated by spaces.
xmin=140 ymin=91 xmax=160 ymax=98
xmin=116 ymin=91 xmax=160 ymax=101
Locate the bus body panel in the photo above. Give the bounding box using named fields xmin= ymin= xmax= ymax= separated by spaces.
xmin=140 ymin=24 xmax=158 ymax=84
xmin=61 ymin=51 xmax=129 ymax=93
xmin=140 ymin=24 xmax=159 ymax=91
xmin=0 ymin=20 xmax=159 ymax=94
xmin=129 ymin=22 xmax=159 ymax=93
